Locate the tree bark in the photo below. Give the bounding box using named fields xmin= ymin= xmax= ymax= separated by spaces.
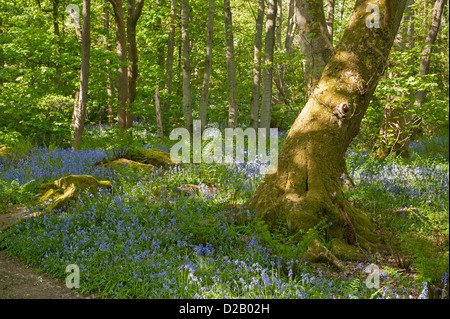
xmin=52 ymin=0 xmax=61 ymax=92
xmin=155 ymin=85 xmax=164 ymax=139
xmin=260 ymin=0 xmax=277 ymax=134
xmin=285 ymin=0 xmax=296 ymax=55
xmin=411 ymin=0 xmax=446 ymax=134
xmin=126 ymin=0 xmax=145 ymax=130
xmin=164 ymin=0 xmax=178 ymax=112
xmin=224 ymin=0 xmax=238 ymax=129
xmin=199 ymin=0 xmax=215 ymax=132
xmin=108 ymin=0 xmax=128 ymax=131
xmin=326 ymin=0 xmax=335 ymax=43
xmin=250 ymin=0 xmax=265 ymax=130
xmin=373 ymin=0 xmax=415 ymax=159
xmin=72 ymin=0 xmax=90 ymax=149
xmin=104 ymin=0 xmax=115 ymax=126
xmin=246 ymin=0 xmax=408 ymax=264
xmin=155 ymin=0 xmax=165 ymax=138
xmin=181 ymin=0 xmax=193 ymax=132
xmin=294 ymin=0 xmax=333 ymax=95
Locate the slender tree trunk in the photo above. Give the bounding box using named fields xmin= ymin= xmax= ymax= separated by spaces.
xmin=125 ymin=0 xmax=144 ymax=130
xmin=199 ymin=0 xmax=215 ymax=132
xmin=373 ymin=0 xmax=415 ymax=159
xmin=250 ymin=0 xmax=265 ymax=130
xmin=294 ymin=0 xmax=333 ymax=95
xmin=275 ymin=0 xmax=296 ymax=107
xmin=224 ymin=0 xmax=238 ymax=128
xmin=104 ymin=0 xmax=114 ymax=126
xmin=52 ymin=0 xmax=61 ymax=92
xmin=108 ymin=0 xmax=128 ymax=131
xmin=274 ymin=0 xmax=284 ymax=107
xmin=411 ymin=0 xmax=446 ymax=134
xmin=260 ymin=0 xmax=277 ymax=133
xmin=276 ymin=0 xmax=282 ymax=52
xmin=246 ymin=0 xmax=408 ymax=265
xmin=181 ymin=0 xmax=193 ymax=132
xmin=0 ymin=19 xmax=3 ymax=87
xmin=155 ymin=0 xmax=165 ymax=138
xmin=155 ymin=85 xmax=164 ymax=139
xmin=285 ymin=0 xmax=296 ymax=53
xmin=164 ymin=0 xmax=178 ymax=112
xmin=72 ymin=0 xmax=90 ymax=149
xmin=326 ymin=0 xmax=335 ymax=43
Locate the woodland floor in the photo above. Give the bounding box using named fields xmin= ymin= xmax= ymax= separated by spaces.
xmin=0 ymin=205 xmax=93 ymax=299
xmin=0 ymin=249 xmax=95 ymax=299
xmin=0 ymin=205 xmax=424 ymax=299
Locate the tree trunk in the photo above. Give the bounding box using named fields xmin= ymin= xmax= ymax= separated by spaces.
xmin=250 ymin=0 xmax=265 ymax=130
xmin=224 ymin=0 xmax=238 ymax=128
xmin=373 ymin=0 xmax=415 ymax=159
xmin=285 ymin=0 xmax=296 ymax=53
xmin=181 ymin=0 xmax=193 ymax=132
xmin=246 ymin=0 xmax=408 ymax=265
xmin=199 ymin=0 xmax=215 ymax=132
xmin=72 ymin=0 xmax=90 ymax=149
xmin=126 ymin=0 xmax=145 ymax=130
xmin=274 ymin=0 xmax=284 ymax=107
xmin=294 ymin=0 xmax=333 ymax=95
xmin=154 ymin=85 xmax=164 ymax=139
xmin=0 ymin=19 xmax=3 ymax=86
xmin=104 ymin=0 xmax=114 ymax=126
xmin=411 ymin=0 xmax=446 ymax=134
xmin=108 ymin=0 xmax=128 ymax=131
xmin=155 ymin=0 xmax=165 ymax=138
xmin=52 ymin=0 xmax=61 ymax=92
xmin=260 ymin=0 xmax=277 ymax=134
xmin=326 ymin=0 xmax=335 ymax=43
xmin=274 ymin=0 xmax=296 ymax=107
xmin=164 ymin=0 xmax=178 ymax=112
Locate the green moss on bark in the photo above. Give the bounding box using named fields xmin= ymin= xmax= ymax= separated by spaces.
xmin=38 ymin=175 xmax=112 ymax=212
xmin=123 ymin=148 xmax=174 ymax=168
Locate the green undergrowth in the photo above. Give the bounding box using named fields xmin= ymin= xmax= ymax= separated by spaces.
xmin=0 ymin=128 xmax=448 ymax=299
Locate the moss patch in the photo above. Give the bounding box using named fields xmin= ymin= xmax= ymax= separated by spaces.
xmin=98 ymin=158 xmax=155 ymax=172
xmin=304 ymin=238 xmax=346 ymax=271
xmin=123 ymin=148 xmax=173 ymax=168
xmin=38 ymin=175 xmax=112 ymax=212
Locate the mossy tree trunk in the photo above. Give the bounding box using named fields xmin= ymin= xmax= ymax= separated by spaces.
xmin=246 ymin=0 xmax=408 ymax=262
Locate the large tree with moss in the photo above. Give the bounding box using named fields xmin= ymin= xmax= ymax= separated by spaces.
xmin=246 ymin=0 xmax=408 ymax=265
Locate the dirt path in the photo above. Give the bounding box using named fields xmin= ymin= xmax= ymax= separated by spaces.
xmin=0 ymin=205 xmax=96 ymax=299
xmin=0 ymin=250 xmax=93 ymax=299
